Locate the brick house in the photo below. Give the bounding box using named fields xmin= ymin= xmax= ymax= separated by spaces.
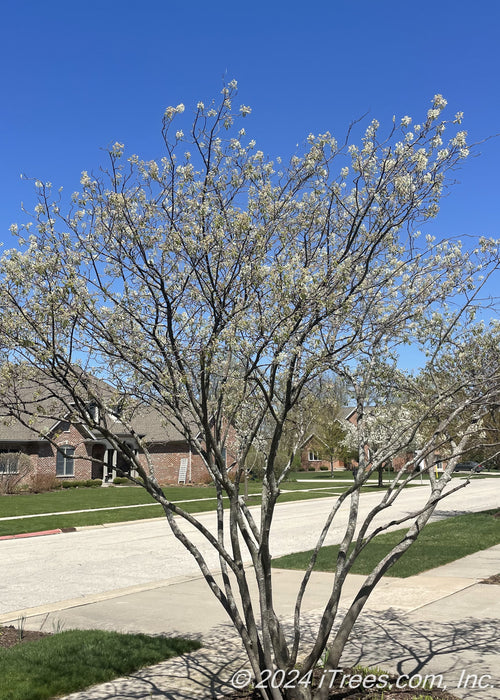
xmin=300 ymin=408 xmax=423 ymax=473
xmin=300 ymin=434 xmax=345 ymax=472
xmin=300 ymin=407 xmax=357 ymax=472
xmin=0 ymin=377 xmax=231 ymax=486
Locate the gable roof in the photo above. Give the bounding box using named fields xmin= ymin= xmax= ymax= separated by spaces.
xmin=299 ymin=406 xmax=356 ymax=449
xmin=0 ymin=366 xmax=190 ymax=446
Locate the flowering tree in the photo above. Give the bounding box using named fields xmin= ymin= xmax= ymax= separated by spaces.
xmin=1 ymin=84 xmax=499 ymax=700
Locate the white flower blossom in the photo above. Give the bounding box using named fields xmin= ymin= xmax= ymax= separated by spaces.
xmin=401 ymin=116 xmax=412 ymax=127
xmin=394 ymin=174 xmax=414 ymax=197
xmin=432 ymin=94 xmax=447 ymax=110
xmin=80 ymin=171 xmax=92 ymax=187
xmin=413 ymin=149 xmax=428 ymax=171
xmin=111 ymin=142 xmax=125 ymax=157
xmin=239 ymin=105 xmax=251 ymax=117
xmin=451 ymin=131 xmax=467 ymax=147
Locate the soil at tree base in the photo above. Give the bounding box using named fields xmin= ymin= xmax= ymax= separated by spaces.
xmin=225 ymin=667 xmax=460 ymax=699
xmin=226 ymin=685 xmax=459 ymax=699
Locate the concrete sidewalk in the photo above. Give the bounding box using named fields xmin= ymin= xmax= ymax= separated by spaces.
xmin=6 ymin=544 xmax=499 ymax=700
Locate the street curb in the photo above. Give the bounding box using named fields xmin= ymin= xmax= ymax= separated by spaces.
xmin=0 ymin=529 xmax=65 ymax=541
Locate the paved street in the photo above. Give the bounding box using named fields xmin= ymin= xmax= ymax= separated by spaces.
xmin=1 ymin=477 xmax=498 ymax=618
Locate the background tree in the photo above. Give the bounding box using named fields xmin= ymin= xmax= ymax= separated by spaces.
xmin=1 ymin=84 xmax=499 ymax=700
xmin=303 ymin=379 xmax=356 ymax=473
xmin=467 ymin=407 xmax=500 ymax=468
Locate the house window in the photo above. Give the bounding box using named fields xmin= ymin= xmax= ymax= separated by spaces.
xmin=0 ymin=454 xmax=19 ymax=474
xmin=56 ymin=446 xmax=75 ymax=477
xmin=308 ymin=450 xmax=319 ymax=461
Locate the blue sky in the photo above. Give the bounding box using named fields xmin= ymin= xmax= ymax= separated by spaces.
xmin=1 ymin=0 xmax=499 ymax=252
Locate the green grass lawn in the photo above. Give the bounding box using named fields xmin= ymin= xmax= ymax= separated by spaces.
xmin=0 ymin=484 xmax=238 ymax=517
xmin=0 ymin=629 xmax=200 ymax=700
xmin=288 ymin=470 xmax=355 ymax=480
xmin=0 ymin=483 xmax=341 ymax=536
xmin=289 ymin=469 xmax=500 ymax=481
xmin=279 ymin=481 xmax=343 ymax=490
xmin=271 ymin=510 xmax=500 ymax=578
xmin=290 ymin=469 xmax=424 ymax=479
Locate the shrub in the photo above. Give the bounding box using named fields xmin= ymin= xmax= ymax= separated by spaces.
xmin=61 ymin=479 xmax=88 ymax=488
xmin=29 ymin=473 xmax=60 ymax=493
xmin=0 ymin=453 xmax=34 ymax=494
xmin=319 ymin=465 xmax=329 ymax=471
xmin=193 ymin=471 xmax=215 ymax=485
xmin=61 ymin=480 xmax=77 ymax=488
xmin=308 ymin=466 xmax=316 ymax=471
xmin=112 ymin=476 xmax=130 ymax=485
xmin=61 ymin=478 xmax=102 ymax=488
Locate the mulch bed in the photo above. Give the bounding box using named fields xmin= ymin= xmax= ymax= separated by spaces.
xmin=226 ymin=667 xmax=460 ymax=699
xmin=0 ymin=625 xmax=50 ymax=649
xmin=228 ymin=690 xmax=457 ymax=699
